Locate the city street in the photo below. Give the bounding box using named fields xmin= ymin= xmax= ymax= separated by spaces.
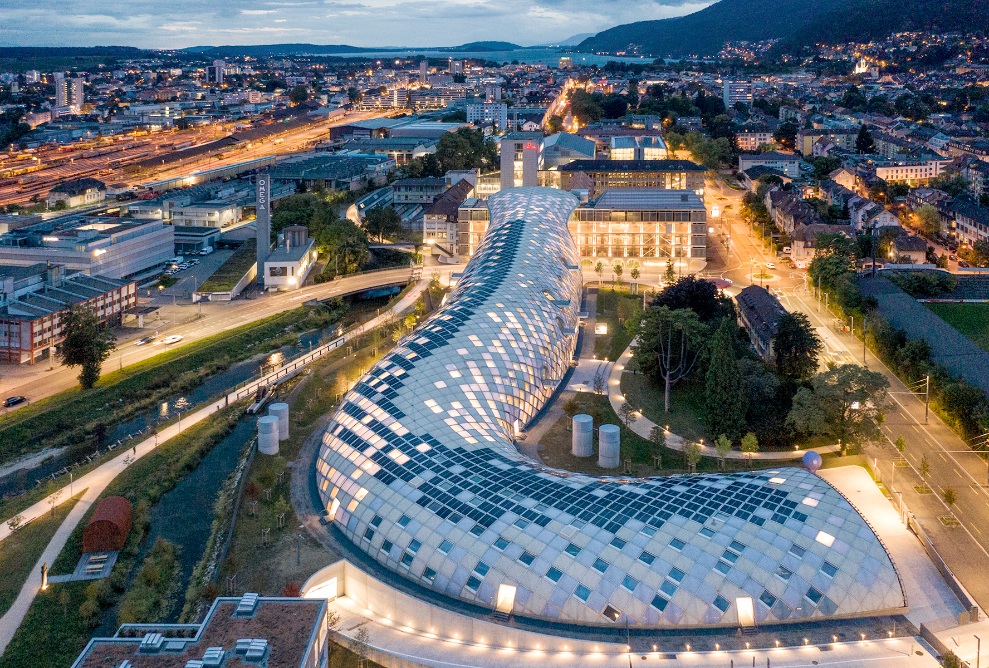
xmin=0 ymin=265 xmax=435 ymax=413
xmin=702 ymin=172 xmax=989 ymax=613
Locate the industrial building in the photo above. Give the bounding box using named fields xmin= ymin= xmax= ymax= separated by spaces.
xmin=0 ymin=263 xmax=137 ymax=364
xmin=0 ymin=216 xmax=174 ymax=280
xmin=315 ymin=187 xmax=904 ymax=629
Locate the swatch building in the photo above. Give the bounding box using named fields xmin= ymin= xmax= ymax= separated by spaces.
xmin=314 ymin=187 xmax=904 ymax=629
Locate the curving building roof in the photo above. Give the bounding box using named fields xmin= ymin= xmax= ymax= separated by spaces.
xmin=315 ymin=186 xmax=904 ymax=628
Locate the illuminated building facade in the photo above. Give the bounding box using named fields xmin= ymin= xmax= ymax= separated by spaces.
xmin=315 ymin=187 xmax=904 ymax=628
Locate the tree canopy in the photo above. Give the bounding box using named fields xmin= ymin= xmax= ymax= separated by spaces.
xmin=773 ymin=312 xmax=822 ymax=386
xmin=706 ymin=319 xmax=747 ymax=440
xmin=61 ymin=304 xmax=116 ymax=389
xmin=787 ymin=364 xmax=891 ymax=450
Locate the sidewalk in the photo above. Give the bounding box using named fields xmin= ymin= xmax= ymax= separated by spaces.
xmin=0 ymin=279 xmax=428 ymax=657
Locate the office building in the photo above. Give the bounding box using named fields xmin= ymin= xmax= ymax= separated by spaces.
xmin=738 ymin=152 xmax=801 ymax=178
xmin=315 ymin=186 xmax=904 ymax=628
xmin=419 ymin=60 xmax=428 ymax=84
xmin=557 ymin=160 xmax=706 ymax=198
xmin=457 ymin=188 xmax=706 ymax=264
xmin=0 ymin=216 xmax=174 ymax=280
xmin=0 ymin=263 xmax=137 ymax=364
xmin=609 ymin=136 xmax=668 ymax=161
xmin=499 ymin=132 xmax=543 ymax=190
xmin=722 ymin=79 xmax=753 ymax=108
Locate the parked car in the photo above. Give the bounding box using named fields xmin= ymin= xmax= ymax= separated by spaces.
xmin=765 ymin=262 xmax=776 ymax=270
xmin=3 ymin=396 xmax=27 ymax=408
xmin=135 ymin=335 xmax=157 ymax=346
xmin=949 ymin=254 xmax=957 ymax=261
xmin=162 ymin=335 xmax=184 ymax=345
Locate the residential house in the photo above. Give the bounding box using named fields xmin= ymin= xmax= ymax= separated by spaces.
xmin=735 ymin=285 xmax=786 ymax=362
xmin=790 ymin=224 xmax=853 ymax=269
xmin=738 ymin=152 xmax=801 ymax=178
xmin=890 ymin=234 xmax=928 ymax=264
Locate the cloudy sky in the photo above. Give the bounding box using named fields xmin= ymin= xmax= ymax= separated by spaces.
xmin=0 ymin=0 xmax=713 ymax=48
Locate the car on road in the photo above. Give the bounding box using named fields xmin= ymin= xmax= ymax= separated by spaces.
xmin=949 ymin=254 xmax=957 ymax=261
xmin=135 ymin=335 xmax=157 ymax=346
xmin=765 ymin=262 xmax=776 ymax=270
xmin=959 ymin=261 xmax=970 ymax=268
xmin=162 ymin=335 xmax=184 ymax=345
xmin=3 ymin=396 xmax=27 ymax=408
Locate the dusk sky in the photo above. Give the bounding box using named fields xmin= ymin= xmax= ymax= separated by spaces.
xmin=0 ymin=0 xmax=714 ymax=48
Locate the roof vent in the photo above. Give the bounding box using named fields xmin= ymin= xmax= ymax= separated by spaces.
xmin=201 ymin=646 xmax=225 ymax=667
xmin=118 ymin=661 xmax=133 ymax=668
xmin=235 ymin=592 xmax=260 ymax=617
xmin=139 ymin=633 xmax=165 ymax=654
xmin=235 ymin=638 xmax=269 ymax=662
xmin=184 ymin=661 xmax=204 ymax=668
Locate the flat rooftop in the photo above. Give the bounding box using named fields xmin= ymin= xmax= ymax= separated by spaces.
xmin=588 ymin=189 xmax=705 ymax=210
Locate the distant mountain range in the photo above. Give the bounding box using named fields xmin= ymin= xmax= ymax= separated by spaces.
xmin=577 ymin=0 xmax=989 ymax=58
xmin=180 ymin=41 xmax=524 ymax=58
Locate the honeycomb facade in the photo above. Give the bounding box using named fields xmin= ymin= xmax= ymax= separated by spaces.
xmin=315 ymin=186 xmax=905 ymax=628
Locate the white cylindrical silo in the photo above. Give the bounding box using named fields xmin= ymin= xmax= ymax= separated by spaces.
xmin=572 ymin=414 xmax=593 ymax=457
xmin=598 ymin=424 xmax=620 ymax=469
xmin=268 ymin=402 xmax=289 ymax=441
xmin=258 ymin=415 xmax=280 ymax=455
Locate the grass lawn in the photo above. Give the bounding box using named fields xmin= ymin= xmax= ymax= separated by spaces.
xmin=926 ymin=302 xmax=989 ymax=352
xmin=0 ymin=301 xmax=344 ymax=486
xmin=593 ymin=286 xmax=643 ymax=361
xmin=218 ymin=343 xmax=385 ymax=599
xmin=541 ymin=392 xmax=770 ymax=477
xmin=197 ymin=238 xmax=257 ymax=293
xmin=621 ymin=373 xmax=712 ymax=444
xmin=0 ymin=494 xmax=81 ymax=618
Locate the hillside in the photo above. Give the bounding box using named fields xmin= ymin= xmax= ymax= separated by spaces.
xmin=578 ymin=0 xmax=989 ymax=58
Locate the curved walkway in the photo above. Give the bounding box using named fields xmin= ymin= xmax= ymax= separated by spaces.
xmin=0 ymin=277 xmax=432 ymax=658
xmin=606 ymin=340 xmax=840 ymax=462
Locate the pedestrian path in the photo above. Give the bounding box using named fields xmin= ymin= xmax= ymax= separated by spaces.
xmin=0 ymin=278 xmax=429 ymax=657
xmin=602 ymin=341 xmax=840 ymax=462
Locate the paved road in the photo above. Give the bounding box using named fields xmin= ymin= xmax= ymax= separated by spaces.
xmin=0 ymin=266 xmax=432 ymax=416
xmin=703 ymin=173 xmax=989 ymax=613
xmin=0 ymin=278 xmax=432 ymax=658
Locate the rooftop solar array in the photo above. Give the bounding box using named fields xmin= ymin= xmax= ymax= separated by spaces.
xmin=315 ymin=186 xmax=904 ymax=628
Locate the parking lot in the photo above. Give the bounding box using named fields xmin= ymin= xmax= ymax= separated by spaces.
xmin=161 ymin=248 xmax=235 ymax=300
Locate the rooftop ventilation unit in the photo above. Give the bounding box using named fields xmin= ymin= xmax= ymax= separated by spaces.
xmin=235 ymin=638 xmax=269 ymax=662
xmin=235 ymin=592 xmax=259 ymax=617
xmin=201 ymin=646 xmax=225 ymax=667
xmin=139 ymin=633 xmax=165 ymax=654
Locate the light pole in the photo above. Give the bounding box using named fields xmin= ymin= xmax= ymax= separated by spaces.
xmin=975 ymin=634 xmax=981 ymax=668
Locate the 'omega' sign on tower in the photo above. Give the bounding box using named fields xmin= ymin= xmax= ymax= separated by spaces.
xmin=256 ymin=172 xmax=271 ymax=283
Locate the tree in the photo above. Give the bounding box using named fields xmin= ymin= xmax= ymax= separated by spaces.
xmin=685 ymin=441 xmax=702 ymax=473
xmin=773 ymin=122 xmax=798 ymax=151
xmin=630 ymin=267 xmax=640 ymax=282
xmin=665 ymin=132 xmax=685 ymax=159
xmin=612 ymin=262 xmax=624 ymax=285
xmin=546 ymin=115 xmax=564 ymax=133
xmin=920 ymin=454 xmax=930 ymax=479
xmin=652 ymin=275 xmax=734 ymax=324
xmin=664 ymin=258 xmax=676 ymax=284
xmin=705 ymin=319 xmax=747 ymax=441
xmin=787 ymin=365 xmax=891 ymax=451
xmin=362 ymin=206 xmax=402 ymax=243
xmin=943 ymin=487 xmax=957 ymax=509
xmin=591 ymin=367 xmax=606 ymax=395
xmin=648 ymin=425 xmax=665 ymax=467
xmin=61 ymin=304 xmax=116 ymax=389
xmin=773 ymin=312 xmax=823 ymax=386
xmin=351 ymin=626 xmax=372 ymax=668
xmin=633 ymin=307 xmax=707 ymax=412
xmin=6 ymin=513 xmax=23 ymax=532
xmin=435 ymin=128 xmax=497 ymax=172
xmin=619 ymin=402 xmax=637 ymax=429
xmin=855 ymin=124 xmax=874 ymax=154
xmin=740 ymin=432 xmax=759 ymax=466
xmin=714 ymin=434 xmax=732 ymax=470
xmin=594 ymin=261 xmax=604 ymax=286
xmin=930 ymin=171 xmax=969 ymax=197
xmin=914 ymin=204 xmax=941 ymax=236
xmin=288 ymin=85 xmax=309 ymax=105
xmin=894 ymin=435 xmax=906 ymax=453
